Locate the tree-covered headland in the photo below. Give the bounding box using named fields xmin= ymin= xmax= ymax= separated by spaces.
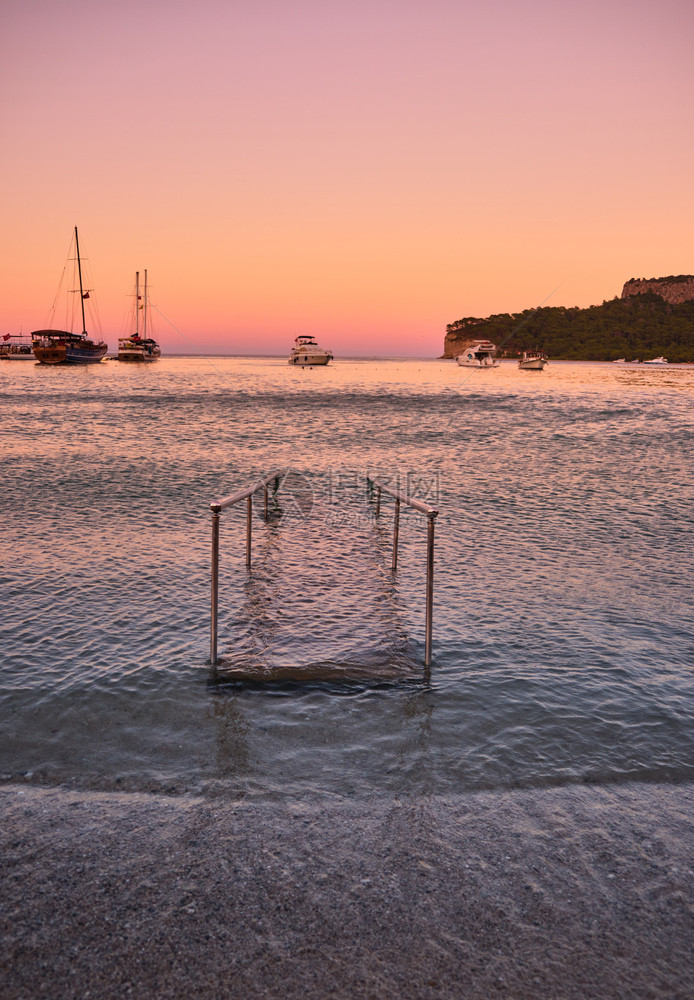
xmin=444 ymin=290 xmax=694 ymax=363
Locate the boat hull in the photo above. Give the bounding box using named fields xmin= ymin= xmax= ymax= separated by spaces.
xmin=33 ymin=342 xmax=68 ymax=364
xmin=141 ymin=341 xmax=161 ymax=361
xmin=289 ymin=353 xmax=332 ymax=366
xmin=518 ymin=358 xmax=547 ymax=370
xmin=117 ymin=336 xmax=160 ymax=363
xmin=64 ymin=342 xmax=108 ymax=364
xmin=0 ymin=349 xmax=34 ymax=361
xmin=456 ymin=362 xmax=499 ymax=368
xmin=456 ymin=356 xmax=499 ymax=368
xmin=32 ymin=330 xmax=107 ymax=365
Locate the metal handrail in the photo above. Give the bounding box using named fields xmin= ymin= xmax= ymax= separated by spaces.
xmin=208 ymin=469 xmax=439 ymax=671
xmin=210 ymin=469 xmax=287 ymax=514
xmin=368 ymin=476 xmax=438 ymax=518
xmin=209 ymin=468 xmax=288 ymax=665
xmin=368 ymin=475 xmax=438 ymax=667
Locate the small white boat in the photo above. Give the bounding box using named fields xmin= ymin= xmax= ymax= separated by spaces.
xmin=288 ymin=335 xmax=333 ymax=366
xmin=455 ymin=340 xmax=499 ymax=368
xmin=518 ymin=352 xmax=547 ymax=371
xmin=643 ymin=356 xmax=668 ymax=365
xmin=613 ymin=358 xmax=626 ymax=364
xmin=0 ymin=333 xmax=34 ymax=360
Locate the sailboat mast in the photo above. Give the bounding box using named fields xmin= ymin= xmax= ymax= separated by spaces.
xmin=135 ymin=272 xmax=139 ymax=338
xmin=74 ymin=226 xmax=87 ymax=335
xmin=143 ymin=270 xmax=147 ymax=339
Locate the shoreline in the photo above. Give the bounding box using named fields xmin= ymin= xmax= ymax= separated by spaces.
xmin=2 ymin=781 xmax=692 ymax=999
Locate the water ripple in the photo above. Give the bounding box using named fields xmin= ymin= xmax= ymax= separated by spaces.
xmin=1 ymin=358 xmax=693 ymax=798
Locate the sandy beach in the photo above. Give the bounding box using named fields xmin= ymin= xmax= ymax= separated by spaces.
xmin=1 ymin=781 xmax=692 ymax=999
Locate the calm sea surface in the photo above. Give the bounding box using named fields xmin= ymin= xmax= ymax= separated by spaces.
xmin=1 ymin=357 xmax=693 ymax=800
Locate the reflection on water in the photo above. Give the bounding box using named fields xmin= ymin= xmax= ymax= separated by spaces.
xmin=1 ymin=357 xmax=693 ymax=800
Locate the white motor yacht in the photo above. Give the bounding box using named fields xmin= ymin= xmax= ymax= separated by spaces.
xmin=455 ymin=340 xmax=499 ymax=368
xmin=288 ymin=335 xmax=333 ymax=366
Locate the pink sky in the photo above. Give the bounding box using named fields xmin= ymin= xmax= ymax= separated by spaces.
xmin=2 ymin=0 xmax=693 ymax=356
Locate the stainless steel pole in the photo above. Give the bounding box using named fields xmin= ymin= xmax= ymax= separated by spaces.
xmin=392 ymin=497 xmax=400 ymax=572
xmin=210 ymin=511 xmax=220 ymax=665
xmin=424 ymin=513 xmax=436 ymax=667
xmin=246 ymin=495 xmax=252 ymax=567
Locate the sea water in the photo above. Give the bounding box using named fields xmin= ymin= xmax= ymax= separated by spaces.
xmin=1 ymin=357 xmax=692 ymax=800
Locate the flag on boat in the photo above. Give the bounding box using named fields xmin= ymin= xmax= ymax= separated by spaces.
xmin=82 ymin=291 xmax=90 ymax=299
xmin=2 ymin=333 xmax=10 ymax=341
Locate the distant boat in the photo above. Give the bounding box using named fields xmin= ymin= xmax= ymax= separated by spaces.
xmin=288 ymin=335 xmax=333 ymax=366
xmin=455 ymin=340 xmax=499 ymax=368
xmin=613 ymin=358 xmax=626 ymax=364
xmin=118 ymin=270 xmax=161 ymax=363
xmin=32 ymin=227 xmax=108 ymax=365
xmin=0 ymin=332 xmax=34 ymax=361
xmin=518 ymin=352 xmax=547 ymax=371
xmin=643 ymin=356 xmax=668 ymax=365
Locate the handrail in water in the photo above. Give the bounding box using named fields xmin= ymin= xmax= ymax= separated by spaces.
xmin=208 ymin=469 xmax=439 ymax=669
xmin=367 ymin=475 xmax=438 ymax=667
xmin=210 ymin=468 xmax=287 ymax=514
xmin=209 ymin=468 xmax=288 ymax=665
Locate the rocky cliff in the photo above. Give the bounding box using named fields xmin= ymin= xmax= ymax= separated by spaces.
xmin=622 ymin=275 xmax=694 ymax=305
xmin=442 ymin=318 xmax=489 ymax=359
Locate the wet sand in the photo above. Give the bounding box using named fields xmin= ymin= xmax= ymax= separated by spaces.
xmin=1 ymin=782 xmax=692 ymax=999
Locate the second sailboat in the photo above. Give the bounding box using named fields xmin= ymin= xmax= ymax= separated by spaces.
xmin=117 ymin=270 xmax=161 ymax=362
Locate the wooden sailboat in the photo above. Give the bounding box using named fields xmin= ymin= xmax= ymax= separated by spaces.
xmin=32 ymin=227 xmax=108 ymax=364
xmin=117 ymin=270 xmax=161 ymax=362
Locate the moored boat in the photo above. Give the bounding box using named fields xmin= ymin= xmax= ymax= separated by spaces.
xmin=31 ymin=227 xmax=108 ymax=365
xmin=643 ymin=356 xmax=668 ymax=365
xmin=288 ymin=335 xmax=333 ymax=366
xmin=518 ymin=352 xmax=547 ymax=371
xmin=117 ymin=336 xmax=146 ymax=362
xmin=117 ymin=270 xmax=161 ymax=363
xmin=32 ymin=330 xmax=107 ymax=365
xmin=0 ymin=333 xmax=34 ymax=360
xmin=455 ymin=340 xmax=499 ymax=368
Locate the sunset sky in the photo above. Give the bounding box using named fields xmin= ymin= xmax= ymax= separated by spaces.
xmin=2 ymin=0 xmax=693 ymax=356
